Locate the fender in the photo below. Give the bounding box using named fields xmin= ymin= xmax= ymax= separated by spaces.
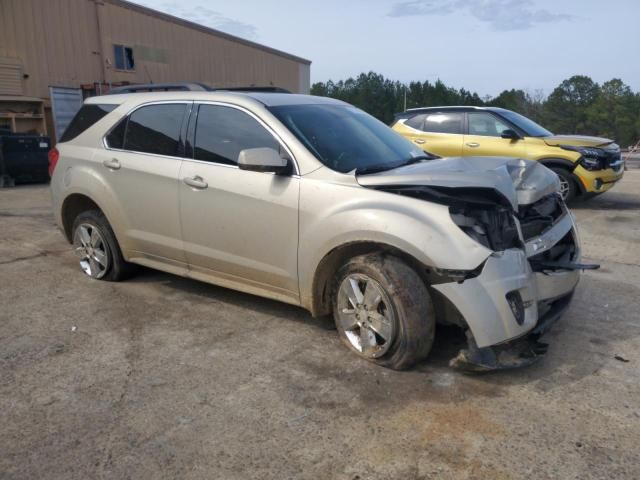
xmin=537 ymin=157 xmax=577 ymax=171
xmin=297 ymin=181 xmax=493 ymax=311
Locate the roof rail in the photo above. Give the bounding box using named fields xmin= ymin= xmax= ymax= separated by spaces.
xmin=107 ymin=83 xmax=212 ymax=94
xmin=217 ymin=86 xmax=291 ymax=93
xmin=106 ymin=83 xmax=291 ymax=95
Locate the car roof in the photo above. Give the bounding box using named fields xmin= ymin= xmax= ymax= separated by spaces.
xmin=85 ymin=91 xmax=346 ymax=108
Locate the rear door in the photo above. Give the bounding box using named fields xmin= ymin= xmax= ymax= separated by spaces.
xmin=400 ymin=111 xmax=464 ymax=157
xmin=463 ymin=111 xmax=525 ymax=157
xmin=179 ymin=103 xmax=299 ymax=297
xmin=96 ymin=101 xmax=190 ymax=264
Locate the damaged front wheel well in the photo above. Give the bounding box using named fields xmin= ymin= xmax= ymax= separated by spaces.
xmin=310 ymin=242 xmax=430 ymax=318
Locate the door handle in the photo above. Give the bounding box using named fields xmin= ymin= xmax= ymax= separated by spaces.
xmin=183 ymin=175 xmax=208 ymax=189
xmin=465 ymin=142 xmax=480 ymax=148
xmin=103 ymin=158 xmax=121 ymax=170
xmin=413 ymin=139 xmax=426 ymax=144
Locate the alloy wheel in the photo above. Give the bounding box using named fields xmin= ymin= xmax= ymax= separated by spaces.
xmin=336 ymin=274 xmax=396 ymax=358
xmin=558 ymin=176 xmax=570 ymax=200
xmin=73 ymin=223 xmax=109 ymax=279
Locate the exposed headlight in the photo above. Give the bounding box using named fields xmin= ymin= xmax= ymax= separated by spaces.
xmin=450 ymin=206 xmax=523 ymax=251
xmin=559 ymin=144 xmax=607 ymax=171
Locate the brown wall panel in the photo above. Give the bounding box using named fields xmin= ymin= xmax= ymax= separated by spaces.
xmin=0 ymin=0 xmax=310 ymax=99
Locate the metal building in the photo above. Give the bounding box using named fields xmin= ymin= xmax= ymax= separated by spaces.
xmin=0 ymin=0 xmax=311 ymax=140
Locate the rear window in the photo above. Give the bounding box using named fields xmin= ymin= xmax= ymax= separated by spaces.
xmin=59 ymin=104 xmax=118 ymax=142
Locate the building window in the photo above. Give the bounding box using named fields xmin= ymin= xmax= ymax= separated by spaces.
xmin=113 ymin=44 xmax=135 ymax=71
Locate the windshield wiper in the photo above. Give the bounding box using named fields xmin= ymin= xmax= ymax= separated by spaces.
xmin=355 ymin=155 xmax=433 ymax=175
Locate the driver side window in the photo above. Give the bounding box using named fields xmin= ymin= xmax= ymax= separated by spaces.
xmin=193 ymin=105 xmax=281 ymax=165
xmin=468 ymin=112 xmax=511 ymax=137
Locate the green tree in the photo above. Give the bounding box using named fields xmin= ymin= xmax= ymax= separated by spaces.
xmin=586 ymin=79 xmax=639 ymax=147
xmin=311 ymin=72 xmax=640 ymax=144
xmin=543 ymin=75 xmax=599 ymax=133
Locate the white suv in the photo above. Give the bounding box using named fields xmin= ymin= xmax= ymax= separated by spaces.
xmin=49 ymin=86 xmax=587 ymax=371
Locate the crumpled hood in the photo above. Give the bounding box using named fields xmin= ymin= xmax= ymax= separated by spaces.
xmin=356 ymin=157 xmax=560 ymax=210
xmin=543 ymin=134 xmax=613 ymax=147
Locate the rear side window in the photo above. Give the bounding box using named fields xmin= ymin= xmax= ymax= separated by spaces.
xmin=422 ymin=112 xmax=464 ymax=134
xmin=60 ymin=104 xmax=117 ymax=142
xmin=193 ymin=105 xmax=279 ymax=165
xmin=404 ymin=114 xmax=426 ymax=130
xmin=123 ymin=104 xmax=187 ymax=156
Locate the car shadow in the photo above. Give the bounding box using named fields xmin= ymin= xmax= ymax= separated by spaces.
xmin=127 ymin=266 xmax=334 ymax=331
xmin=570 ymin=191 xmax=640 ymax=211
xmin=126 ymin=266 xmax=634 ymax=392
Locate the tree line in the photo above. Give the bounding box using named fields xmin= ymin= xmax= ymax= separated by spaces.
xmin=310 ymin=72 xmax=640 ymax=148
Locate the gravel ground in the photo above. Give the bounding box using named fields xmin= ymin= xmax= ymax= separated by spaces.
xmin=1 ymin=173 xmax=639 ymax=479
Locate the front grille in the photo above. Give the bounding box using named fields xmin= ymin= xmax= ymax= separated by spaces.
xmin=601 ymin=144 xmax=623 ymax=170
xmin=518 ymin=194 xmax=564 ymax=241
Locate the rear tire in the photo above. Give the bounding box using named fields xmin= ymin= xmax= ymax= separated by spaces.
xmin=71 ymin=210 xmax=136 ymax=281
xmin=332 ymin=253 xmax=435 ymax=370
xmin=551 ymin=167 xmax=578 ymax=203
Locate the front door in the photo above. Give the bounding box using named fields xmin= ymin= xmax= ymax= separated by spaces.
xmin=179 ymin=103 xmax=299 ymax=297
xmin=463 ymin=111 xmax=526 ymax=157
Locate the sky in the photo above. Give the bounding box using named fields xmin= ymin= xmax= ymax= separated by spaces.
xmin=133 ymin=0 xmax=640 ymax=98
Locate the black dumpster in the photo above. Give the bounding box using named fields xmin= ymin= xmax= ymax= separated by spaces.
xmin=0 ymin=133 xmax=51 ymax=185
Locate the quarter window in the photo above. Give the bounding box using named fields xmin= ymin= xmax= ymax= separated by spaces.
xmin=421 ymin=112 xmax=463 ymax=134
xmin=468 ymin=112 xmax=511 ymax=137
xmin=123 ymin=104 xmax=186 ymax=156
xmin=60 ymin=104 xmax=117 ymax=142
xmin=113 ymin=45 xmax=135 ymax=71
xmin=193 ymin=105 xmax=280 ymax=165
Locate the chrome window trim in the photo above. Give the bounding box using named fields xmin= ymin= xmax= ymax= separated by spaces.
xmin=102 ymin=99 xmax=300 ymax=176
xmin=102 ymin=100 xmax=192 ymax=160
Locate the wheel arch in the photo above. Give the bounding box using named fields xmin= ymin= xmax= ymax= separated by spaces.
xmin=61 ymin=193 xmax=108 ymax=242
xmin=309 ymin=241 xmax=430 ymax=318
xmin=538 ymin=157 xmax=585 ymax=195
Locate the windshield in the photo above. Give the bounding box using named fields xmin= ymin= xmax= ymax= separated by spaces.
xmin=269 ymin=104 xmax=426 ymax=173
xmin=498 ymin=110 xmax=553 ymax=137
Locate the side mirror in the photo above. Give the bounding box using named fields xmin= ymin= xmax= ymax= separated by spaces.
xmin=238 ymin=147 xmax=292 ymax=175
xmin=501 ymin=129 xmax=522 ymax=140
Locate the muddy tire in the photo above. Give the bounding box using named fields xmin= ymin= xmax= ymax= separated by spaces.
xmin=71 ymin=210 xmax=136 ymax=281
xmin=551 ymin=167 xmax=578 ymax=203
xmin=332 ymin=253 xmax=435 ymax=370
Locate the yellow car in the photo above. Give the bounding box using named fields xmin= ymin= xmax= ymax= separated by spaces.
xmin=392 ymin=106 xmax=624 ymax=202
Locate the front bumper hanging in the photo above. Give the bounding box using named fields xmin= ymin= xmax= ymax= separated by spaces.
xmin=435 ymin=197 xmax=599 ymax=371
xmin=449 ymin=292 xmax=575 ymax=372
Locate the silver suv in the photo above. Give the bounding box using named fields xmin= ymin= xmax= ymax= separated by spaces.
xmin=50 ymin=89 xmax=586 ymax=371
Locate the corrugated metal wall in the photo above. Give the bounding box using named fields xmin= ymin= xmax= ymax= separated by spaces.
xmin=0 ymin=0 xmax=105 ymax=98
xmin=0 ymin=0 xmax=311 ymax=99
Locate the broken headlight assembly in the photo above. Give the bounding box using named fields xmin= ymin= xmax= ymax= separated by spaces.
xmin=450 ymin=205 xmax=522 ymax=251
xmin=559 ymin=145 xmax=607 ymax=171
xmin=369 ymin=184 xmax=524 ymax=253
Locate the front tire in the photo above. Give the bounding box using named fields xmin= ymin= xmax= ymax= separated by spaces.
xmin=551 ymin=167 xmax=578 ymax=203
xmin=71 ymin=210 xmax=135 ymax=281
xmin=332 ymin=253 xmax=435 ymax=370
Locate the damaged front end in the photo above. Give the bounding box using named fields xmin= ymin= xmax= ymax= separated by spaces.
xmin=358 ymin=157 xmax=597 ymax=371
xmin=440 ymin=192 xmax=596 ymax=372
